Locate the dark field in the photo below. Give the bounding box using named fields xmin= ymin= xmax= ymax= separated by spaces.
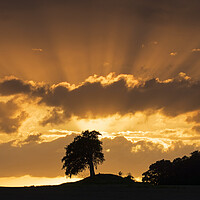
xmin=1 ymin=175 xmax=200 ymax=200
xmin=1 ymin=184 xmax=200 ymax=200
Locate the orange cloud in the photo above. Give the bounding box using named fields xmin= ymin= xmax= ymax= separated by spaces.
xmin=192 ymin=48 xmax=200 ymax=52
xmin=32 ymin=48 xmax=43 ymax=52
xmin=0 ymin=135 xmax=198 ymax=179
xmin=170 ymin=52 xmax=177 ymax=56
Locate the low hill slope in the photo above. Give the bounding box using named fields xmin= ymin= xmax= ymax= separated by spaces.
xmin=60 ymin=174 xmax=135 ymax=186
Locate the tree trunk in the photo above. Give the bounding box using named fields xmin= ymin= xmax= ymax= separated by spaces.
xmin=89 ymin=160 xmax=95 ymax=177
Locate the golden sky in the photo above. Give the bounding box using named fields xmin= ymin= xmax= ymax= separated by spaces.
xmin=0 ymin=0 xmax=200 ymax=186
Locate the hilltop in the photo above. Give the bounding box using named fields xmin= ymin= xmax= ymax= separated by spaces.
xmin=60 ymin=174 xmax=136 ymax=186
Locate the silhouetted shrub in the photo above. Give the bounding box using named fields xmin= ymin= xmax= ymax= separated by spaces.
xmin=118 ymin=171 xmax=123 ymax=176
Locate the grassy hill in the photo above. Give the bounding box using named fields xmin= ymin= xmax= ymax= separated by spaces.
xmin=1 ymin=174 xmax=200 ymax=200
xmin=60 ymin=174 xmax=136 ymax=185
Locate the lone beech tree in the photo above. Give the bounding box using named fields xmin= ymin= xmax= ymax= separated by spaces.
xmin=62 ymin=130 xmax=105 ymax=177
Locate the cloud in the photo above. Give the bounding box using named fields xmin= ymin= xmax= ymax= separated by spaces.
xmin=23 ymin=133 xmax=42 ymax=144
xmin=192 ymin=126 xmax=200 ymax=133
xmin=186 ymin=111 xmax=200 ymax=123
xmin=0 ymin=78 xmax=31 ymax=96
xmin=1 ymin=73 xmax=200 ymax=125
xmin=39 ymin=72 xmax=200 ymax=120
xmin=0 ymin=77 xmax=46 ymax=97
xmin=32 ymin=48 xmax=43 ymax=52
xmin=170 ymin=52 xmax=177 ymax=56
xmin=0 ymin=135 xmax=197 ymax=178
xmin=0 ymin=100 xmax=28 ymax=134
xmin=192 ymin=48 xmax=200 ymax=52
xmin=40 ymin=108 xmax=65 ymax=126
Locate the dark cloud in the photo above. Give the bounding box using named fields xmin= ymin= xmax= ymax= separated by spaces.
xmin=192 ymin=126 xmax=200 ymax=133
xmin=187 ymin=112 xmax=200 ymax=123
xmin=39 ymin=73 xmax=200 ymax=121
xmin=40 ymin=108 xmax=65 ymax=126
xmin=0 ymin=135 xmax=197 ymax=178
xmin=0 ymin=77 xmax=46 ymax=97
xmin=40 ymin=79 xmax=129 ymax=119
xmin=23 ymin=133 xmax=42 ymax=144
xmin=0 ymin=78 xmax=31 ymax=96
xmin=2 ymin=74 xmax=200 ymax=124
xmin=135 ymin=0 xmax=200 ymax=25
xmin=1 ymin=0 xmax=199 ymax=25
xmin=0 ymin=100 xmax=28 ymax=134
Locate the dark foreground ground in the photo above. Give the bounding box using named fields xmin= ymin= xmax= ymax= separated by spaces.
xmin=1 ymin=174 xmax=200 ymax=200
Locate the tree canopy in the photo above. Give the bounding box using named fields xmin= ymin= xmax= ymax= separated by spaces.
xmin=142 ymin=150 xmax=200 ymax=185
xmin=62 ymin=130 xmax=105 ymax=178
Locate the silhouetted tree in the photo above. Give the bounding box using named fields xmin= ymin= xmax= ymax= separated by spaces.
xmin=142 ymin=151 xmax=200 ymax=185
xmin=62 ymin=130 xmax=105 ymax=178
xmin=142 ymin=159 xmax=172 ymax=185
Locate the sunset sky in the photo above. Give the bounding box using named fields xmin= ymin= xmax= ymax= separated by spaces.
xmin=1 ymin=0 xmax=200 ymax=186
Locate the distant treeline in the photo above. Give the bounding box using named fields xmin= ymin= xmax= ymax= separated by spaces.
xmin=142 ymin=150 xmax=200 ymax=185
